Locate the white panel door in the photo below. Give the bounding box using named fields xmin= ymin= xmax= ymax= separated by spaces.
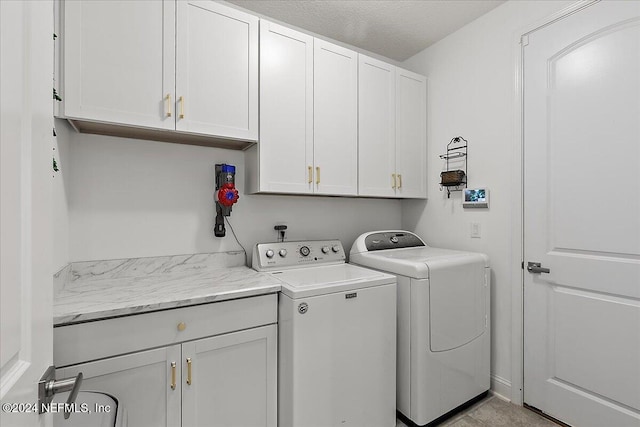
xmin=396 ymin=68 xmax=427 ymax=199
xmin=523 ymin=2 xmax=640 ymax=426
xmin=62 ymin=0 xmax=175 ymax=129
xmin=358 ymin=55 xmax=396 ymax=197
xmin=0 ymin=1 xmax=53 ymax=426
xmin=182 ymin=325 xmax=277 ymax=427
xmin=56 ymin=346 xmax=181 ymax=427
xmin=313 ymin=39 xmax=358 ymax=196
xmin=176 ymin=1 xmax=258 ymax=140
xmin=259 ymin=21 xmax=314 ymax=194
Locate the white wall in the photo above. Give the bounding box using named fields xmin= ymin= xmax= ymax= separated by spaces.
xmin=401 ymin=0 xmax=574 ymax=400
xmin=55 ymin=119 xmax=401 ymax=263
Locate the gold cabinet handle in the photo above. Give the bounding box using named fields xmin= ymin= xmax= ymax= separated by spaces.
xmin=186 ymin=358 xmax=192 ymax=385
xmin=398 ymin=174 xmax=402 ymax=189
xmin=308 ymin=166 xmax=313 ymax=184
xmin=177 ymin=322 xmax=186 ymax=331
xmin=179 ymin=96 xmax=185 ymax=119
xmin=392 ymin=174 xmax=397 ymax=189
xmin=170 ymin=362 xmax=176 ymax=390
xmin=165 ymin=94 xmax=172 ymax=117
xmin=316 ymin=167 xmax=320 ymax=185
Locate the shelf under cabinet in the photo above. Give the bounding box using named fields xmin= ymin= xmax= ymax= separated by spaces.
xmin=67 ymin=119 xmax=256 ymax=151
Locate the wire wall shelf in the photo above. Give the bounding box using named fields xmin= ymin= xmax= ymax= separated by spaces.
xmin=439 ymin=136 xmax=468 ymax=198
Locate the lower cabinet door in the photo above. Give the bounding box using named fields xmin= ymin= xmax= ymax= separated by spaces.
xmin=56 ymin=345 xmax=182 ymax=427
xmin=182 ymin=325 xmax=277 ymax=427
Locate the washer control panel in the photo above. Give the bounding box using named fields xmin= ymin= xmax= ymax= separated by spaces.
xmin=252 ymin=240 xmax=345 ymax=271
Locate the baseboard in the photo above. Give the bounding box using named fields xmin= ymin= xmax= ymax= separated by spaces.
xmin=490 ymin=374 xmax=512 ymax=401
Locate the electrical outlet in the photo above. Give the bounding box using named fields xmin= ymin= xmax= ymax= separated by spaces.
xmin=470 ymin=222 xmax=481 ymax=238
xmin=274 ymin=224 xmax=288 ymax=242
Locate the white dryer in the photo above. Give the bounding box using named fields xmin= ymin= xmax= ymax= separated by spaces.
xmin=350 ymin=231 xmax=490 ymax=427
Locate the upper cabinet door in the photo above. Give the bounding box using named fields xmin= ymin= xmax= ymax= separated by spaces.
xmin=259 ymin=21 xmax=314 ymax=194
xmin=358 ymin=55 xmax=396 ymax=197
xmin=62 ymin=0 xmax=175 ymax=129
xmin=313 ymin=40 xmax=358 ymax=196
xmin=176 ymin=1 xmax=258 ymax=140
xmin=396 ymin=68 xmax=427 ymax=199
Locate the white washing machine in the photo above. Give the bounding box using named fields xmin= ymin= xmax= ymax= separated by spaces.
xmin=253 ymin=239 xmax=397 ymax=427
xmin=350 ymin=231 xmax=490 ymax=427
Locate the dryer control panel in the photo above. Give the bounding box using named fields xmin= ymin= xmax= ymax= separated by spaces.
xmin=361 ymin=231 xmax=426 ymax=251
xmin=252 ymin=240 xmax=345 ymax=271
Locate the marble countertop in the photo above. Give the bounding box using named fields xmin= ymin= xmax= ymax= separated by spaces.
xmin=53 ymin=251 xmax=281 ymax=326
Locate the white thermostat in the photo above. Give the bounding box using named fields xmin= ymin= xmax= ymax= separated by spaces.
xmin=462 ymin=188 xmax=489 ymax=208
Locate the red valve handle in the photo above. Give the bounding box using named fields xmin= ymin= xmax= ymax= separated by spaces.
xmin=217 ymin=183 xmax=239 ymax=207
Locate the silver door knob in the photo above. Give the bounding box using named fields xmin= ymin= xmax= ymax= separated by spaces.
xmin=38 ymin=365 xmax=83 ymax=419
xmin=527 ymin=262 xmax=550 ymax=274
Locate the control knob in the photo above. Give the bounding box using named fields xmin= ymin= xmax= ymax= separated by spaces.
xmin=299 ymin=246 xmax=311 ymax=257
xmin=279 ymin=249 xmax=287 ymax=258
xmin=321 ymin=246 xmax=330 ymax=254
xmin=265 ymin=249 xmax=274 ymax=258
xmin=331 ymin=245 xmax=340 ymax=253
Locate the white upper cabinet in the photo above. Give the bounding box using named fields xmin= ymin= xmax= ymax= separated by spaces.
xmin=358 ymin=55 xmax=397 ymax=197
xmin=358 ymin=55 xmax=427 ymax=199
xmin=313 ymin=40 xmax=358 ymax=196
xmin=59 ymin=0 xmax=258 ymax=146
xmin=257 ymin=21 xmax=314 ymax=194
xmin=253 ymin=43 xmax=426 ymax=198
xmin=396 ymin=68 xmax=427 ymax=198
xmin=60 ymin=1 xmax=426 ymax=195
xmin=176 ymin=1 xmax=258 ymax=140
xmin=61 ymin=0 xmax=175 ymax=130
xmin=249 ymin=30 xmax=359 ymax=196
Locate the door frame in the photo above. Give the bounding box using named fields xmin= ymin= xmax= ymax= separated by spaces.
xmin=509 ymin=0 xmax=598 ymax=406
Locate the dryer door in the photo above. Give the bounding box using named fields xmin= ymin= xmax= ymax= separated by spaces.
xmin=429 ymin=258 xmax=487 ymax=352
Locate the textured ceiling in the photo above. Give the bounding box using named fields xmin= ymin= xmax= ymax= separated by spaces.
xmin=227 ymin=0 xmax=505 ymax=62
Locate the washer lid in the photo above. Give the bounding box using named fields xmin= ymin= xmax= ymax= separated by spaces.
xmin=349 ymin=246 xmax=489 ymax=279
xmin=270 ymin=264 xmax=396 ymax=298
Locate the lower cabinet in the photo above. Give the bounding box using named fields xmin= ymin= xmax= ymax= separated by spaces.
xmin=57 ymin=345 xmax=182 ymax=427
xmin=54 ymin=295 xmax=278 ymax=427
xmin=57 ymin=325 xmax=277 ymax=427
xmin=182 ymin=326 xmax=277 ymax=427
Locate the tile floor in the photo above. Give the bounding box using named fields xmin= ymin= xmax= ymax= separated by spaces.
xmin=397 ymin=394 xmax=559 ymax=427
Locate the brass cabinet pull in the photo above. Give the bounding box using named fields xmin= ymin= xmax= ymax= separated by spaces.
xmin=177 ymin=322 xmax=186 ymax=331
xmin=186 ymin=358 xmax=192 ymax=385
xmin=308 ymin=166 xmax=313 ymax=184
xmin=398 ymin=174 xmax=402 ymax=189
xmin=392 ymin=174 xmax=397 ymax=189
xmin=316 ymin=167 xmax=320 ymax=185
xmin=170 ymin=362 xmax=176 ymax=390
xmin=179 ymin=96 xmax=185 ymax=119
xmin=165 ymin=94 xmax=172 ymax=117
